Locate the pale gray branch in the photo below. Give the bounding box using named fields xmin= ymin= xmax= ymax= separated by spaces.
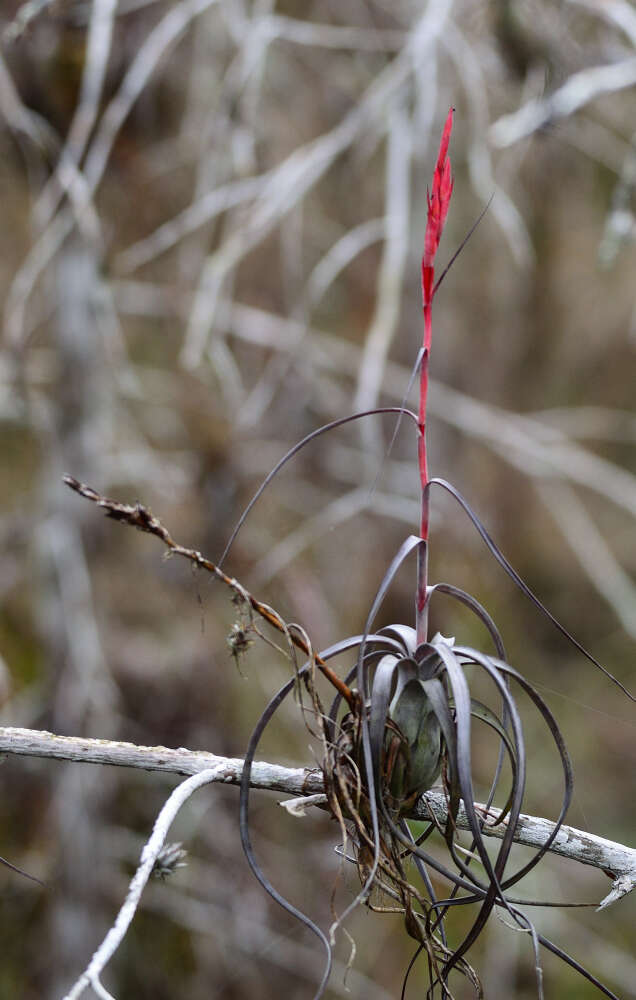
xmin=490 ymin=57 xmax=636 ymax=148
xmin=0 ymin=725 xmax=314 ymax=794
xmin=1 ymin=726 xmax=634 ymax=910
xmin=260 ymin=15 xmax=406 ymax=52
xmin=61 ymin=767 xmax=224 ymax=1000
xmin=34 ymin=0 xmax=118 ymax=229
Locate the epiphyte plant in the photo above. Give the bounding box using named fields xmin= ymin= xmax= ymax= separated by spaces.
xmin=229 ymin=108 xmax=633 ymax=999
xmin=60 ymin=109 xmax=634 ymax=999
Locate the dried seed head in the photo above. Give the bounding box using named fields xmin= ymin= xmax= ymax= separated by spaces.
xmin=152 ymin=842 xmax=187 ymax=880
xmin=226 ymin=622 xmax=254 ymax=664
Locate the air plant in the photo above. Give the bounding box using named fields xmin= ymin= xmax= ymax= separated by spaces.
xmin=228 ymin=109 xmax=633 ymax=999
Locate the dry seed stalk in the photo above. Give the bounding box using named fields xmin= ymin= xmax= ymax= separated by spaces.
xmin=63 ymin=475 xmax=356 ymax=709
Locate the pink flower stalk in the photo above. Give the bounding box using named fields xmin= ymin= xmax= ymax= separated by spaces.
xmin=418 ymin=107 xmax=454 ymax=533
xmin=416 ymin=108 xmax=454 ymax=640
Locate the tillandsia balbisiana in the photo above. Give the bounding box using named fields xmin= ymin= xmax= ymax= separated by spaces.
xmin=227 ymin=108 xmax=635 ymax=1000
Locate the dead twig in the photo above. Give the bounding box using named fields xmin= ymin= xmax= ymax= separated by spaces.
xmin=62 ymin=475 xmax=356 ymax=709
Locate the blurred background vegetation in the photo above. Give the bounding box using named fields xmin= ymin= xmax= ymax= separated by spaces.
xmin=0 ymin=0 xmax=635 ymax=997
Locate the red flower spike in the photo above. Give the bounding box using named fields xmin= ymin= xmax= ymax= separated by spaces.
xmin=419 ymin=106 xmax=454 ymax=436
xmin=418 ymin=107 xmax=454 ymax=572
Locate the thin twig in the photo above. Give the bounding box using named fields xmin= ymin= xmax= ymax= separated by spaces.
xmin=60 ymin=767 xmax=225 ymax=1000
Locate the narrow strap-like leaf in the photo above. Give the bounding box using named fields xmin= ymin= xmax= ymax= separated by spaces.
xmin=369 ymin=654 xmax=399 ymax=791
xmin=378 ymin=623 xmax=417 ymax=655
xmin=467 ymin=697 xmax=517 ymax=824
xmin=239 ymin=672 xmax=332 ymax=998
xmin=429 ymin=477 xmax=635 ymax=701
xmin=218 ymin=407 xmax=419 ymax=567
xmin=428 ymin=582 xmax=506 ymax=660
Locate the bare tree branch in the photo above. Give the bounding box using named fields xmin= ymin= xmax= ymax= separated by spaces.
xmin=0 ymin=724 xmax=316 ymax=793
xmin=1 ymin=725 xmax=634 ymax=911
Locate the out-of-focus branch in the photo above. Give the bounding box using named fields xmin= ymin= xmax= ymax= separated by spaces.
xmin=3 ymin=0 xmax=57 ymax=42
xmin=34 ymin=0 xmax=118 ymax=229
xmin=259 ymin=15 xmax=405 ymax=52
xmin=1 ymin=725 xmax=635 ymax=911
xmin=490 ymin=57 xmax=636 ymax=148
xmin=3 ymin=0 xmax=223 ymax=349
xmin=0 ymin=51 xmax=59 ymax=152
xmin=536 ymin=480 xmax=636 ymax=640
xmin=567 ymin=0 xmax=636 ymax=48
xmin=179 ymin=1 xmax=453 ymax=370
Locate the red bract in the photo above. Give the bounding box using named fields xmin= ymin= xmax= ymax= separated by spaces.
xmin=421 ymin=106 xmax=454 ymax=327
